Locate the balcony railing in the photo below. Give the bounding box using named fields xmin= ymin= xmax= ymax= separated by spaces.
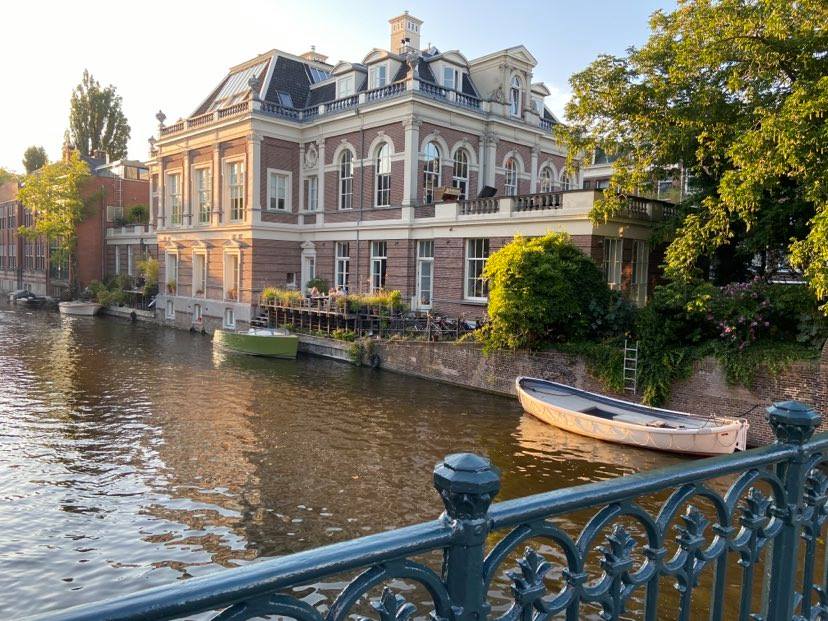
xmin=29 ymin=401 xmax=828 ymax=621
xmin=158 ymin=80 xmax=486 ymax=138
xmin=459 ymin=197 xmax=500 ymax=215
xmin=515 ymin=191 xmax=563 ymax=211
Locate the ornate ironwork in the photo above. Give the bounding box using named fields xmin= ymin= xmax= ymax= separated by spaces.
xmin=28 ymin=401 xmax=828 ymax=621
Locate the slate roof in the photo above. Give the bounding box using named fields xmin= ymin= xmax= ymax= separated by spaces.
xmin=265 ymin=56 xmax=313 ymax=109
xmin=307 ymin=83 xmax=336 ymax=107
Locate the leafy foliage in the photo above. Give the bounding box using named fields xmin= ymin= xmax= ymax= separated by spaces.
xmin=22 ymin=146 xmax=47 ymax=174
xmin=305 ymin=277 xmax=329 ymax=292
xmin=126 ymin=204 xmax=149 ymax=224
xmin=0 ymin=168 xmax=18 ymax=185
xmin=17 ymin=152 xmax=90 ymax=285
xmin=137 ymin=256 xmax=159 ymax=297
xmin=479 ymin=233 xmax=614 ymax=351
xmin=69 ymin=70 xmax=131 ymax=160
xmin=557 ymin=0 xmax=828 ymax=307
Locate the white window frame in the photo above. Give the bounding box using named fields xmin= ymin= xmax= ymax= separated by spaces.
xmin=165 ymin=250 xmax=179 ymax=295
xmin=369 ymin=63 xmax=389 ymax=89
xmin=560 ymin=173 xmax=573 ymax=191
xmin=223 ymin=250 xmax=241 ymax=301
xmin=442 ymin=66 xmax=460 ymax=91
xmin=193 ymin=165 xmax=212 ymax=225
xmin=370 ymin=241 xmax=387 ymax=293
xmin=631 ymin=240 xmax=650 ymax=306
xmin=223 ymin=307 xmax=236 ymax=329
xmin=224 ymin=157 xmax=246 ymax=222
xmin=286 ymin=272 xmax=297 ymax=290
xmin=114 ymin=246 xmax=121 ymax=274
xmin=192 ymin=249 xmax=207 ymax=298
xmin=604 ymin=238 xmax=623 ymax=291
xmin=165 ymin=299 xmax=175 ymax=320
xmin=509 ymin=74 xmax=522 ymax=117
xmin=127 ymin=245 xmax=133 ymax=276
xmin=339 ymin=151 xmax=353 ymax=210
xmin=416 ymin=240 xmax=434 ymax=310
xmin=504 ymin=158 xmax=518 ymax=196
xmin=539 ymin=166 xmax=555 ymax=193
xmin=335 ymin=241 xmax=350 ymax=291
xmin=193 ymin=303 xmax=203 ymax=324
xmin=165 ymin=170 xmax=183 ymax=227
xmin=452 ymin=149 xmax=469 ymax=200
xmin=375 ymin=143 xmax=391 ymax=207
xmin=464 ymin=238 xmax=490 ymax=301
xmin=337 ymin=75 xmax=355 ymax=98
xmin=267 ymin=168 xmax=292 ymax=212
xmin=304 ymin=176 xmax=318 ymax=212
xmin=423 ymin=142 xmax=441 ymax=204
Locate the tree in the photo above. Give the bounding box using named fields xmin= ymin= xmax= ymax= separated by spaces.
xmin=479 ymin=233 xmax=612 ymax=351
xmin=0 ymin=168 xmax=18 ymax=185
xmin=22 ymin=146 xmax=48 ymax=174
xmin=557 ymin=0 xmax=828 ymax=308
xmin=69 ymin=70 xmax=131 ymax=160
xmin=17 ymin=152 xmax=90 ymax=288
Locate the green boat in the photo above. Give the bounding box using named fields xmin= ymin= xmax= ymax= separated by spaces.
xmin=213 ymin=327 xmax=299 ymax=358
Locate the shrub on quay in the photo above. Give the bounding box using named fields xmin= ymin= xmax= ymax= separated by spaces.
xmin=478 ymin=233 xmax=622 ymax=352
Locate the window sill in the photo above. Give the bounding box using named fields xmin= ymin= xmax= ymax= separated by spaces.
xmin=462 ymin=298 xmax=488 ymax=305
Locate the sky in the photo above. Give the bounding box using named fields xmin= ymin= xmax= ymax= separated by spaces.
xmin=0 ymin=0 xmax=676 ymax=172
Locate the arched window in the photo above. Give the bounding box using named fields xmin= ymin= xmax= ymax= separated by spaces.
xmin=504 ymin=157 xmax=518 ymax=196
xmin=560 ymin=173 xmax=572 ymax=191
xmin=539 ymin=166 xmax=554 ymax=193
xmin=375 ymin=143 xmax=391 ymax=206
xmin=423 ymin=142 xmax=441 ymax=204
xmin=339 ymin=151 xmax=353 ymax=210
xmin=509 ymin=75 xmax=522 ymax=117
xmin=452 ymin=148 xmax=469 ymax=200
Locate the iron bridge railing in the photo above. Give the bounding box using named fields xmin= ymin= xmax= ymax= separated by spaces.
xmin=27 ymin=401 xmax=828 ymax=621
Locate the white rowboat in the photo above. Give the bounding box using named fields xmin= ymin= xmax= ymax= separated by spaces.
xmin=58 ymin=301 xmax=103 ymax=316
xmin=516 ymin=377 xmax=749 ymax=456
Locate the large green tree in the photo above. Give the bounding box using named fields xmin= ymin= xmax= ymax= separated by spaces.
xmin=22 ymin=146 xmax=48 ymax=174
xmin=18 ymin=153 xmax=90 ymax=287
xmin=557 ymin=0 xmax=828 ymax=307
xmin=69 ymin=70 xmax=131 ymax=160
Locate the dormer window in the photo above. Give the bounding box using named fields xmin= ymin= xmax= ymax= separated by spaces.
xmin=337 ymin=75 xmax=355 ymax=98
xmin=509 ymin=75 xmax=522 ymax=117
xmin=443 ymin=67 xmax=460 ymax=91
xmin=532 ymin=97 xmax=543 ymax=115
xmin=370 ymin=64 xmax=388 ymax=89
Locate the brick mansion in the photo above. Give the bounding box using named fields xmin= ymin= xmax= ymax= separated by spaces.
xmin=6 ymin=12 xmax=674 ymax=331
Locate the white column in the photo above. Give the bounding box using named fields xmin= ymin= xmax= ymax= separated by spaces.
xmin=316 ymin=139 xmax=325 ymax=224
xmin=530 ymin=146 xmax=539 ymax=194
xmin=212 ymin=147 xmax=221 ymax=225
xmin=477 ymin=139 xmax=485 ymax=194
xmin=248 ymin=135 xmax=261 ymax=225
xmin=484 ymin=134 xmax=498 ymax=188
xmin=182 ymin=150 xmax=191 ymax=226
xmin=298 ymin=143 xmax=305 ymax=214
xmin=158 ymin=157 xmax=166 ymax=229
xmin=402 ymin=117 xmax=422 ymax=207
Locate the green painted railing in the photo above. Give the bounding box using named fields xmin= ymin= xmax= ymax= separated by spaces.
xmin=27 ymin=401 xmax=828 ymax=621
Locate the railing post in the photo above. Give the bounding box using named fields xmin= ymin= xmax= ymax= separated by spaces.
xmin=765 ymin=400 xmax=821 ymax=621
xmin=434 ymin=453 xmax=501 ymax=621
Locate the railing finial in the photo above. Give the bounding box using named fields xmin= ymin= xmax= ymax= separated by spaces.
xmin=767 ymin=400 xmax=821 ymax=445
xmin=433 ymin=453 xmax=500 ymax=520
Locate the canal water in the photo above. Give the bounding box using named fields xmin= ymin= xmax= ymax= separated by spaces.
xmin=0 ymin=306 xmax=688 ymax=617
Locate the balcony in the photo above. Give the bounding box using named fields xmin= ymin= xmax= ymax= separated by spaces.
xmin=433 ymin=190 xmax=675 ymax=222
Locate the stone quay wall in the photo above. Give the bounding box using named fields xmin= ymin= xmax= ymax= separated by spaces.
xmin=373 ymin=340 xmax=828 ymax=447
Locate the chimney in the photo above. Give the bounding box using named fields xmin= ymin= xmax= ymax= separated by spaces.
xmin=300 ymin=45 xmax=329 ymax=64
xmin=389 ymin=11 xmax=423 ymax=54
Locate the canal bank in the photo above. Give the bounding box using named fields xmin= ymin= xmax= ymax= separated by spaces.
xmin=294 ymin=333 xmax=828 ymax=448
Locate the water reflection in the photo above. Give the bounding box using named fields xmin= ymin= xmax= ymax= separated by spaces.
xmin=0 ymin=306 xmax=680 ymax=617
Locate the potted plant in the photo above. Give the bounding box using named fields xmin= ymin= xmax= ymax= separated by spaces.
xmin=167 ymin=279 xmax=176 ymax=294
